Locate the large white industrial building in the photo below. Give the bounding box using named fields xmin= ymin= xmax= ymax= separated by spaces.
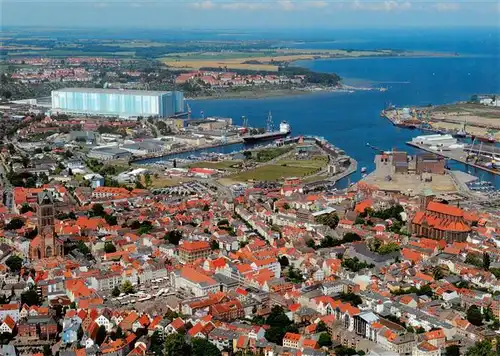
xmin=51 ymin=88 xmax=184 ymax=118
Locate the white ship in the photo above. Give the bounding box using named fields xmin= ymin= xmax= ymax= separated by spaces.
xmin=412 ymin=134 xmax=458 ymax=148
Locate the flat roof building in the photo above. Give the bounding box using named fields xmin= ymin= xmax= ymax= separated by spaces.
xmin=51 ymin=88 xmax=184 ymax=118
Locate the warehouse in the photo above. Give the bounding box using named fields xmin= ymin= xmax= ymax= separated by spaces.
xmin=51 ymin=88 xmax=184 ymax=118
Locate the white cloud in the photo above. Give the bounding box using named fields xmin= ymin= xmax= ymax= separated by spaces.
xmin=432 ymin=2 xmax=460 ymax=11
xmin=220 ymin=2 xmax=269 ymax=10
xmin=352 ymin=0 xmax=411 ymax=11
xmin=190 ymin=1 xmax=216 ymax=9
xmin=307 ymin=1 xmax=328 ymax=8
xmin=278 ymin=0 xmax=296 ymax=11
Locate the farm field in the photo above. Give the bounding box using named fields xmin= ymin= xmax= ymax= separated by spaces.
xmin=161 ymin=49 xmax=397 ymax=71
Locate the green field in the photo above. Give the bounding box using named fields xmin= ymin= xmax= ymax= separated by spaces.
xmin=186 ymin=160 xmax=242 ymax=171
xmin=229 ymin=157 xmax=327 ymax=182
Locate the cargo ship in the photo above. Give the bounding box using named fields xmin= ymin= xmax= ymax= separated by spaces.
xmin=242 ymin=112 xmax=291 ymax=143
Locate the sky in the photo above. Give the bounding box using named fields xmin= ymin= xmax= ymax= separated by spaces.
xmin=2 ymin=0 xmax=499 ymax=29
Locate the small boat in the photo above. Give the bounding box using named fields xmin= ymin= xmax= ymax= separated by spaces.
xmin=361 ymin=167 xmax=367 ymax=173
xmin=453 ymin=130 xmax=467 ymax=138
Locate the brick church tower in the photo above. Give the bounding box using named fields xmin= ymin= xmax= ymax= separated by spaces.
xmin=29 ymin=191 xmax=64 ymax=260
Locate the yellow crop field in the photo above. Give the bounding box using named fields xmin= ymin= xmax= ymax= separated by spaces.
xmin=161 ymin=49 xmax=397 ymax=71
xmin=162 ymin=53 xmax=333 ymax=71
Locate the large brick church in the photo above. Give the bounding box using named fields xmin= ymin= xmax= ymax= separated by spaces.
xmin=29 ymin=191 xmax=64 ymax=260
xmin=410 ymin=200 xmax=473 ymax=242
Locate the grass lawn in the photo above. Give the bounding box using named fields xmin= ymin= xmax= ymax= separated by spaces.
xmin=276 ymin=157 xmax=327 ymax=169
xmin=230 ymin=158 xmax=327 ymax=182
xmin=186 ymin=160 xmax=241 ymax=171
xmin=140 ymin=175 xmax=193 ymax=188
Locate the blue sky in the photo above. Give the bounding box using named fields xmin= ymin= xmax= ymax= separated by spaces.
xmin=2 ymin=0 xmax=499 ymax=28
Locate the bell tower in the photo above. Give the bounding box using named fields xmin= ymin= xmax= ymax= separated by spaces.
xmin=29 ymin=190 xmax=63 ymax=260
xmin=37 ymin=190 xmax=55 ymax=232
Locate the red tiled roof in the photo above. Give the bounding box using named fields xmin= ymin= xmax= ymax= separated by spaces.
xmin=427 ymin=201 xmax=463 ymax=217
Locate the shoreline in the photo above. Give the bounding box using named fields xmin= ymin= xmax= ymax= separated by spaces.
xmin=186 ymin=88 xmax=322 ymax=101
xmin=184 ymin=51 xmax=463 ymax=101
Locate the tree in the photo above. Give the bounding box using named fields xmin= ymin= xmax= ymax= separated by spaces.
xmin=483 ymin=252 xmax=490 ymax=271
xmin=192 ymin=337 xmax=221 ymax=356
xmin=150 ymin=330 xmax=164 ymax=355
xmin=465 ymin=253 xmax=483 ymax=268
xmin=483 ymin=306 xmax=494 ymax=322
xmin=315 ymin=212 xmax=339 ymax=229
xmin=121 ymin=280 xmax=135 ymax=295
xmin=21 ymin=287 xmax=40 ymax=306
xmin=318 ymin=332 xmax=332 ymax=347
xmin=105 ymin=214 xmax=117 ymax=226
xmin=334 ymin=345 xmax=357 ymax=356
xmin=316 ymin=320 xmax=328 ymax=333
xmin=138 ymin=221 xmax=153 ymax=235
xmin=264 ymin=305 xmax=297 ymax=345
xmin=343 ymin=232 xmax=362 ymax=243
xmin=19 ymin=203 xmax=34 ymax=214
xmin=354 ymin=216 xmax=365 ymax=225
xmin=243 ymin=151 xmax=252 ymax=160
xmin=306 ymin=239 xmax=316 ymax=248
xmin=465 ymin=340 xmax=496 ymax=356
xmin=76 ymin=241 xmax=91 ymax=255
xmin=43 ymin=345 xmax=51 ymax=356
xmin=5 ymin=255 xmax=23 ymax=272
xmin=111 ymin=286 xmax=121 ymax=297
xmin=339 ymin=292 xmax=363 ymax=306
xmin=115 ymin=326 xmax=124 ymax=339
xmin=467 ymin=305 xmax=483 ymax=326
xmin=279 ymin=256 xmax=289 ymax=268
xmin=96 ymin=325 xmax=107 ymax=345
xmin=165 ymin=230 xmax=183 ymax=245
xmin=446 ymin=345 xmax=460 ymax=356
xmin=5 ymin=218 xmax=24 ymax=230
xmin=144 ymin=173 xmax=152 ymax=187
xmin=432 ymin=266 xmax=444 ymax=280
xmin=164 ymin=333 xmax=191 ymax=356
xmin=104 ymin=242 xmax=117 ymax=253
xmin=91 ymin=203 xmax=105 ymax=217
xmin=210 ymin=240 xmax=219 ymax=250
xmin=287 ymin=266 xmax=304 ymax=283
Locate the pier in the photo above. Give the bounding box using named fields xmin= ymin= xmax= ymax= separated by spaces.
xmin=406 ymin=141 xmax=499 ymax=176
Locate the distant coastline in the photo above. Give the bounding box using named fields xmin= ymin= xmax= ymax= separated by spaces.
xmin=185 ymin=51 xmax=458 ymax=101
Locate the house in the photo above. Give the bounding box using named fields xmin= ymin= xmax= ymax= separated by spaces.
xmin=0 ymin=304 xmax=20 ymax=322
xmin=283 ymin=332 xmax=302 ymax=349
xmin=165 ymin=318 xmax=185 ymax=335
xmin=209 ymin=299 xmax=244 ymax=321
xmin=413 ymin=341 xmax=441 ymax=356
xmin=178 ymin=241 xmax=211 ymax=263
xmin=94 ymin=313 xmax=112 ymax=332
xmin=0 ymin=316 xmax=16 ymax=334
xmin=170 ymin=267 xmax=220 ymax=297
xmin=423 ymin=329 xmax=446 ymax=348
xmin=62 ymin=316 xmax=82 ymax=344
xmin=18 ymin=315 xmax=58 ymax=339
